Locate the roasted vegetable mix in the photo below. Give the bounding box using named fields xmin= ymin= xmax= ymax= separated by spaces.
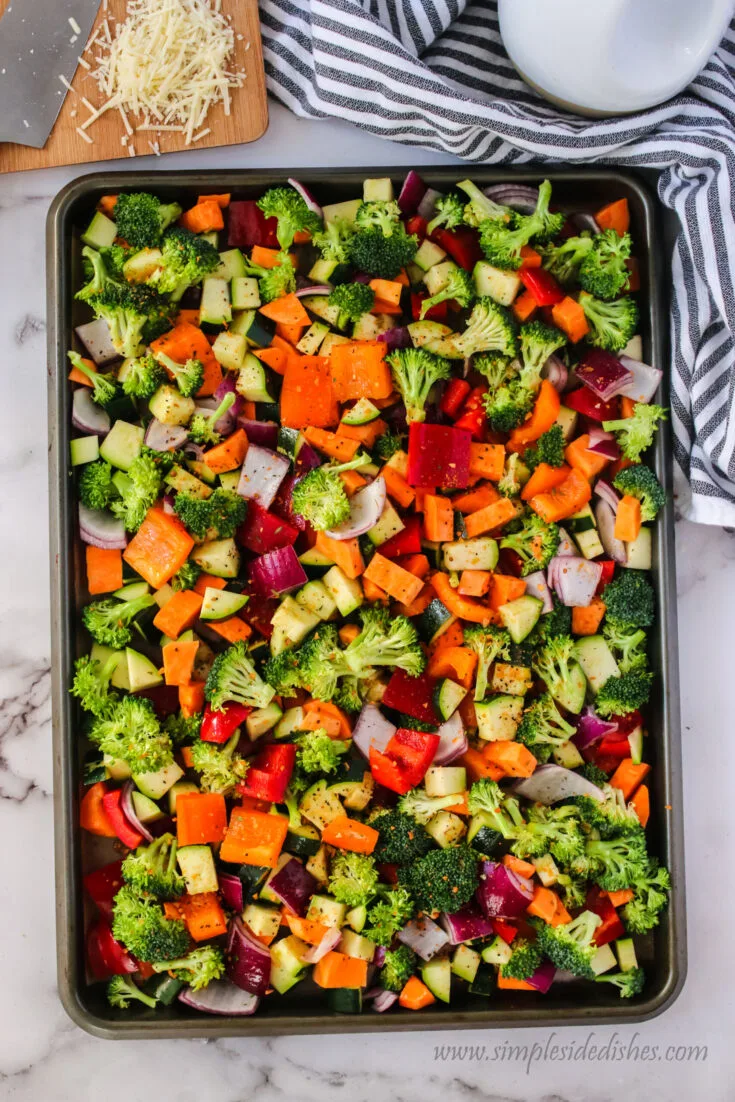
xmin=71 ymin=178 xmax=669 ymax=1017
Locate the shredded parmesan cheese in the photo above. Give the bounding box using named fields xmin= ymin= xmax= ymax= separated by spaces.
xmin=69 ymin=16 xmax=82 ymax=34
xmin=76 ymin=127 xmax=94 ymax=144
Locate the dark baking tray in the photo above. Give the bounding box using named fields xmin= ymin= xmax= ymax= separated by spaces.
xmin=48 ymin=167 xmax=685 ymax=1038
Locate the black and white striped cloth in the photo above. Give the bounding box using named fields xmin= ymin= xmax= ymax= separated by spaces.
xmin=260 ymin=0 xmax=735 ymax=526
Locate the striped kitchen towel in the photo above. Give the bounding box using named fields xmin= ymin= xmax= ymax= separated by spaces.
xmin=260 ymin=0 xmax=735 ymax=526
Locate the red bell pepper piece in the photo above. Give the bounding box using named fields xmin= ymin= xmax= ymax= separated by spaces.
xmin=453 ymin=407 xmax=485 ymax=439
xmin=377 ymin=515 xmax=422 ymax=558
xmin=382 ymin=668 xmax=439 ymax=726
xmin=369 ymin=728 xmax=440 ymax=794
xmin=519 ymin=267 xmax=565 ymax=306
xmin=378 ymin=862 xmax=400 ymax=885
xmin=405 ymin=215 xmax=428 ymax=241
xmin=407 ymin=423 xmax=472 ymax=489
xmin=239 ymin=743 xmax=296 ymax=803
xmin=586 ymin=886 xmax=626 ymax=946
xmin=596 ymin=732 xmax=632 ymax=759
xmin=102 ymin=789 xmax=143 ymax=849
xmin=86 ymin=916 xmax=137 ymax=980
xmin=440 ymin=378 xmax=472 ymax=418
xmin=410 ymin=291 xmax=449 ymax=323
xmin=136 ymin=683 xmax=181 ymax=719
xmin=201 ymin=702 xmax=252 ymax=744
xmin=491 ymin=918 xmax=518 ymax=944
xmin=227 ymin=200 xmax=279 ymax=249
xmin=431 ymin=226 xmax=483 ymax=271
xmin=83 ymin=860 xmax=125 ymax=921
xmin=240 ymin=584 xmax=279 ymax=639
xmin=564 ymin=387 xmax=620 ymax=424
xmin=236 ymin=500 xmax=299 ymax=555
xmin=595 ymin=559 xmax=617 ymax=593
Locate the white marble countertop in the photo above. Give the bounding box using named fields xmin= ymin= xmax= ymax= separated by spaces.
xmin=0 ymin=101 xmax=731 ymax=1101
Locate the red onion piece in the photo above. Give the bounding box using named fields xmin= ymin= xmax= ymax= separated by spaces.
xmin=548 ymin=555 xmax=602 ymax=607
xmin=541 ymin=353 xmax=568 ymax=392
xmin=301 ymin=927 xmax=341 ymax=964
xmin=218 ymin=872 xmax=244 ymax=912
xmin=577 ymin=349 xmax=634 ymax=401
xmin=556 ymin=528 xmax=577 ymax=557
xmin=476 ymin=861 xmax=534 ymax=919
xmin=594 ymin=499 xmax=628 ymax=564
xmin=294 ymin=284 xmax=332 ymax=298
xmin=373 ymin=989 xmax=399 ymax=1013
xmin=72 ymin=388 xmax=111 ymax=436
xmin=525 ymin=570 xmax=554 ymax=613
xmin=568 ymin=211 xmax=601 ymax=235
xmin=237 ymin=419 xmax=278 ymax=449
xmin=373 ymin=945 xmax=387 ymax=968
xmin=417 ymin=187 xmax=442 ymax=222
xmin=287 ymin=177 xmax=323 ymax=219
xmin=79 ymin=504 xmax=128 ymax=549
xmin=264 ymin=857 xmax=319 ymax=917
xmin=377 ymin=326 xmax=413 ymax=352
xmin=618 ymin=356 xmax=663 ymax=404
xmin=248 ymin=545 xmax=307 ymax=598
xmin=294 ymin=443 xmax=323 ymax=475
xmin=526 ymin=959 xmax=556 ymax=993
xmin=226 ymin=916 xmax=272 ymax=995
xmin=439 ymin=903 xmax=496 ymax=944
xmin=237 ymin=445 xmax=290 ymax=511
xmin=587 ymin=427 xmax=620 ymax=459
xmin=75 ymin=318 xmax=119 ymax=365
xmin=213 ymin=375 xmax=244 ymax=435
xmin=352 ymin=704 xmax=396 ymax=760
xmin=432 ymin=713 xmax=468 ymax=765
xmin=144 ymin=418 xmax=189 ymax=452
xmin=595 ymin=479 xmax=621 ymax=513
xmin=483 ymin=184 xmax=539 ymax=213
xmin=326 ymin=477 xmax=386 ymax=540
xmin=120 ymin=780 xmax=153 ymax=843
xmin=511 ymin=764 xmax=605 ymax=804
xmin=574 ymin=706 xmax=618 ymax=750
xmin=398 ymin=916 xmax=449 ymax=961
xmin=178 ymin=978 xmax=259 ymax=1016
xmin=397 ymin=170 xmax=428 ymax=215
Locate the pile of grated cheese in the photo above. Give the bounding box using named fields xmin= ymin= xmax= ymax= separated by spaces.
xmin=85 ymin=0 xmax=246 ymax=146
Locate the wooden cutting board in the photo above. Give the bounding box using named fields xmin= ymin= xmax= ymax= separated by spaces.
xmin=0 ymin=0 xmax=267 ymax=173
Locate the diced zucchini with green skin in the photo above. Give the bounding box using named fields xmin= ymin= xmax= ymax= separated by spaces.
xmin=475 ymin=695 xmax=524 ymax=741
xmin=228 ymin=308 xmax=275 ymax=348
xmin=133 ymin=761 xmax=185 ymax=801
xmin=622 ymin=335 xmax=643 ymax=361
xmin=199 ymin=587 xmax=249 ymax=621
xmin=148 ymin=386 xmax=196 ymax=428
xmin=591 ymin=943 xmax=618 ymax=975
xmin=385 ymin=448 xmax=409 ymax=477
xmin=423 ymin=260 xmax=461 ymax=297
xmin=319 ymin=332 xmax=350 ymax=355
xmin=296 ymin=321 xmax=330 ymax=355
xmin=425 ymin=765 xmax=467 ymax=797
xmin=126 ymin=647 xmax=163 ymax=691
xmin=339 ymin=929 xmax=376 ymax=961
xmin=556 ymin=404 xmax=579 ymax=441
xmin=323 ymin=198 xmax=362 ymax=226
xmin=236 ymin=352 xmax=275 ymax=402
xmin=274 ymin=706 xmax=305 ymax=739
xmin=552 ymin=739 xmax=584 ymax=769
xmin=123 ymin=247 xmax=163 ymax=283
xmin=186 ymin=459 xmax=217 ymax=484
xmin=131 ymin=791 xmax=164 ymax=824
xmin=82 ymin=210 xmax=117 ymax=249
xmin=160 ymin=629 xmax=195 ymax=648
xmin=113 ymin=581 xmax=150 ymax=600
xmin=306 ymin=845 xmax=329 ymax=884
xmin=407 ymin=319 xmax=453 ymax=350
xmin=212 ymin=329 xmax=247 ymax=371
xmin=177 ymin=845 xmax=218 ymax=894
xmin=482 ymin=936 xmax=513 ymax=966
xmin=200 ymin=231 xmax=219 ymax=248
xmin=299 ymin=547 xmax=334 ymax=571
xmin=421 ymin=955 xmax=452 ymax=1003
xmin=104 ymin=756 xmax=132 ymax=781
xmin=346 ymin=904 xmax=367 ymax=933
xmin=574 ymin=635 xmax=620 ymax=694
xmin=490 ymin=663 xmax=532 ymax=697
xmin=367 ymin=500 xmax=405 ymax=546
xmin=306 ymin=894 xmax=347 ymax=927
xmin=167 ymin=779 xmax=198 ymax=814
xmin=296 ymin=579 xmax=338 ymax=621
xmin=533 ymin=853 xmax=560 ymax=887
xmin=243 ymin=902 xmax=281 ymax=940
xmin=568 ymin=505 xmax=605 ymax=559
xmin=299 ymin=780 xmax=344 ymax=830
xmin=413 ymin=238 xmax=448 ymax=271
xmin=467 ymin=814 xmax=503 ymax=857
xmin=472 ymin=260 xmax=521 ymax=306
xmin=628 ymin=726 xmax=644 ymax=765
xmin=452 ymin=944 xmax=481 ymax=983
xmin=270 ymin=935 xmax=308 ymax=994
xmin=550 ymin=659 xmax=588 ymax=714
xmin=199 ymin=277 xmax=232 ymax=326
xmin=300 ymin=294 xmax=341 ymax=326
xmin=417 ymin=598 xmax=456 ymax=645
xmin=308 ymin=257 xmax=340 ymax=283
xmin=152 ymin=584 xmax=175 ymax=610
xmin=70 ymin=435 xmax=100 ymax=466
xmin=231 ymin=276 xmax=261 ymax=311
xmin=498 ymin=595 xmax=543 ymax=643
xmin=285 ymin=825 xmax=321 ymax=858
xmin=246 ymin=702 xmax=283 ymax=739
xmin=91 ymin=643 xmax=129 ymax=689
xmin=363 ymin=177 xmax=394 ymax=201
xmin=165 ymin=465 xmax=213 ymax=498
xmin=99 ymin=419 xmax=145 ymax=469
xmin=615 ymin=937 xmax=639 ymax=972
xmin=322 ymin=566 xmax=364 ymax=617
xmin=625 ymin=527 xmax=652 ymax=570
xmin=342 ymin=398 xmax=381 ymax=426
xmin=277 ymin=427 xmax=304 ymax=461
xmin=343 ymin=772 xmax=375 ymax=811
xmin=214 ymin=248 xmax=247 ymax=280
xmin=433 ymin=678 xmax=467 ymax=721
xmin=352 ymin=313 xmax=383 ymax=341
xmin=270 ymin=596 xmax=320 ymax=655
xmin=190 ymin=538 xmax=241 ymax=579
xmin=426 ymin=810 xmax=467 ymax=848
xmin=442 ymin=537 xmax=498 ymax=572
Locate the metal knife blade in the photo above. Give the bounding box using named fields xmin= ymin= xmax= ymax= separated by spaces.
xmin=0 ymin=0 xmax=102 ymax=148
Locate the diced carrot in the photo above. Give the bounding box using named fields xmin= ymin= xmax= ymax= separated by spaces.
xmin=519 ymin=244 xmax=542 ymax=268
xmin=69 ymin=355 xmax=97 ymax=386
xmin=445 ymin=792 xmax=469 ymax=815
xmin=513 ymin=288 xmax=539 ymax=323
xmin=197 ymin=193 xmax=231 ymax=209
xmin=338 ymin=623 xmax=361 ymax=646
xmin=625 ymin=257 xmax=640 ymax=293
xmin=610 ymin=758 xmax=651 ymax=801
xmin=314 ymin=531 xmax=365 ymax=578
xmin=368 ymin=278 xmax=403 ymax=308
xmin=250 ymin=245 xmax=297 ymax=269
xmin=153 ymin=589 xmax=203 ymax=639
xmin=521 ymin=462 xmax=571 ymax=502
xmin=193 ymin=573 xmax=227 ymax=596
xmin=285 ymin=914 xmax=329 ymax=945
xmin=429 ymin=619 xmax=464 ymax=658
xmin=458 ymin=693 xmax=477 ymax=731
xmin=503 ymin=853 xmax=536 ymax=879
xmin=321 ymin=815 xmax=379 ymax=854
xmin=489 ymin=573 xmax=527 ymax=611
xmin=508 ymin=380 xmax=561 ymax=452
xmin=530 ymin=467 xmax=592 ymax=523
xmin=275 ymin=321 xmax=307 ymax=346
xmin=149 ymin=321 xmax=222 ymax=397
xmin=424 ymin=494 xmax=454 ymax=542
xmin=176 ymin=792 xmax=228 ymax=847
xmin=207 ymin=616 xmax=253 ymax=643
xmin=572 ymin=596 xmax=606 ymax=636
xmin=564 ymin=434 xmax=610 ymax=480
xmin=630 ymin=783 xmax=650 ymax=829
xmin=253 ymin=346 xmax=288 ymax=375
xmin=399 ymin=553 xmax=431 ymax=579
xmin=452 ymin=483 xmax=501 ymax=514
xmin=98 ymin=195 xmax=119 ymax=216
xmin=551 ymin=296 xmax=589 ymax=343
xmin=80 ymin=782 xmax=117 ymax=837
xmin=458 ymin=570 xmax=492 ymax=597
xmin=281 ymin=357 xmax=339 ymax=430
xmin=427 ymin=646 xmax=476 ymax=689
xmin=469 ymin=442 xmax=505 ymax=481
xmin=395 ymin=583 xmax=435 ymax=619
xmin=395 ymin=269 xmax=411 ymax=287
xmin=595 ymin=198 xmax=630 ymax=237
xmin=607 ymin=888 xmax=635 ymax=908
xmin=178 ymin=892 xmax=228 ymax=940
xmin=430 ymin=572 xmax=496 ymax=625
xmin=340 ymin=469 xmax=368 ymax=495
xmin=497 ymin=974 xmax=536 ymax=990
xmin=302 ymin=699 xmax=353 ymax=740
xmin=329 ymin=341 xmax=393 ymax=401
xmin=381 ymin=465 xmax=415 ymax=509
xmin=413 ymin=486 xmax=437 ymax=512
xmin=175 ymin=308 xmax=200 ymax=327
xmin=398 ymin=976 xmax=436 ymax=1009
xmin=124 ymin=506 xmax=195 ymax=589
xmin=85 ymin=546 xmax=123 ymax=595
xmin=259 ymin=293 xmax=311 ymax=328
xmin=180 ymin=746 xmax=195 ymax=769
xmin=303 ymin=425 xmax=359 ymax=461
xmin=527 ymin=885 xmax=571 ymax=926
xmin=362 ymin=577 xmax=388 ymax=603
xmin=219 ymin=808 xmax=289 ymax=867
xmin=364 ymin=553 xmax=424 ymax=605
xmin=203 ymin=428 xmax=249 ymax=474
xmin=465 ymin=497 xmax=518 ymax=538
xmin=460 ymin=747 xmax=504 ymax=783
xmin=180 ymin=200 xmax=224 ymax=234
xmin=615 ymin=495 xmax=642 ymax=542
xmin=482 ymin=740 xmax=537 ymax=778
xmin=313 ymin=951 xmax=368 ymax=990
xmin=179 ymin=680 xmax=206 ymax=717
xmin=162 ymin=640 xmax=199 ymax=686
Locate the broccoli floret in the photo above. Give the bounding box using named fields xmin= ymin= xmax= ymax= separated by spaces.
xmin=464 ymin=624 xmax=511 ymax=701
xmin=511 ymin=804 xmax=585 ymax=865
xmin=370 ymin=810 xmax=433 ymax=865
xmin=497 ymin=453 xmax=525 ymax=499
xmin=296 ymin=729 xmax=349 ymax=775
xmin=298 ymin=625 xmax=351 ymax=702
xmin=419 ymin=265 xmax=475 ymax=319
xmin=526 ymin=596 xmax=572 ymax=647
xmin=612 ymin=464 xmax=665 ymax=521
xmin=466 ymin=779 xmax=523 ymax=839
xmin=78 ymin=459 xmax=116 ymax=511
xmin=107 ymin=975 xmax=158 ymax=1010
xmin=500 ymin=937 xmax=543 ymax=981
xmin=172 ymin=491 xmax=210 ymax=539
xmin=163 ymin=711 xmax=202 ymax=744
xmin=533 ymin=634 xmax=585 ymax=714
xmin=456 ymin=179 xmax=511 ymax=228
xmin=290 ymin=454 xmax=372 ymax=530
xmin=595 ymin=967 xmax=646 ymax=998
xmin=171 ymin=560 xmax=202 ymax=593
xmin=263 ymin=647 xmax=304 ymax=697
xmin=190 ymin=729 xmax=249 ymax=795
xmin=70 ymin=652 xmax=120 ymax=718
xmin=523 ymin=425 xmax=566 ymax=472
xmin=602 ymin=403 xmax=667 ymax=463
xmin=574 ymin=783 xmax=642 ymax=838
xmin=399 ymin=845 xmax=479 ymax=914
xmin=354 ymin=200 xmax=402 ymax=237
xmin=88 ymin=283 xmax=174 ymax=358
xmin=77 ymin=245 xmax=123 ymax=302
xmin=538 ymin=234 xmax=594 ymax=285
xmin=373 ymin=429 xmax=403 ymax=461
xmin=602 ymin=620 xmax=648 ymax=674
xmin=114 ymin=192 xmax=182 ymax=249
xmin=67 ymin=351 xmax=118 ymax=407
xmin=573 ymin=830 xmax=648 ymax=892
xmin=386 ymin=347 xmax=452 ymax=423
xmin=348 ymin=224 xmax=418 ymax=279
xmin=89 ymin=696 xmax=173 ymax=774
xmin=557 ymin=872 xmax=588 ymax=912
xmin=518 ymin=321 xmax=567 ymax=391
xmin=397 ymin=789 xmax=461 ymax=826
xmin=187 ymin=393 xmax=236 ymax=447
xmin=333 ymin=675 xmax=368 ymax=714
xmin=112 ymin=884 xmax=190 ymax=963
xmin=82 ymin=591 xmax=156 ymax=648
xmin=427 ymin=192 xmax=467 ymax=235
xmin=100 ymin=244 xmax=129 ymax=280
xmin=173 ymin=487 xmax=246 ymax=540
xmin=329 ymin=851 xmax=380 ymax=907
xmin=155 ymin=226 xmax=220 ymax=299
xmin=501 ymin=512 xmax=560 ymax=575
xmin=205 ymin=640 xmax=275 ymax=712
xmin=579 ymin=762 xmax=610 ymax=788
xmin=328 ymin=281 xmax=376 ymax=329
xmin=479 ymin=180 xmax=564 ymax=268
xmin=379 ymin=944 xmax=417 ymax=992
xmin=595 ymin=670 xmax=653 ymax=718
xmin=311 ymin=217 xmax=355 ymax=264
xmin=121 ymin=353 xmax=164 ymax=400
xmin=151 ymin=945 xmax=225 ymax=991
xmin=257 ymin=186 xmax=322 ymax=250
xmin=579 ymin=291 xmax=638 ymax=352
xmin=153 ymin=351 xmax=203 ymax=397
xmin=110 ymin=452 xmax=162 ymax=532
xmin=343 ymin=605 xmax=426 ymax=678
xmin=621 ymin=858 xmax=671 ymax=934
xmin=533 ymin=909 xmax=602 ymax=978
xmin=241 ymin=249 xmax=297 ymax=303
xmin=121 ymin=833 xmax=185 ymax=900
xmin=579 ymin=230 xmax=632 ymax=301
xmin=483 ymin=378 xmax=534 ymax=433
xmin=364 ymin=886 xmax=416 ymax=946
xmin=516 ymin=693 xmax=577 ymax=762
xmin=450 ymin=298 xmax=517 ymax=360
xmin=473 ymin=352 xmax=514 ymax=390
xmin=603 ymin=570 xmax=655 ymax=628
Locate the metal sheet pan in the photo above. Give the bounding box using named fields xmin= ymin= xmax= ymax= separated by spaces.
xmin=47 ymin=167 xmax=685 ymax=1038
